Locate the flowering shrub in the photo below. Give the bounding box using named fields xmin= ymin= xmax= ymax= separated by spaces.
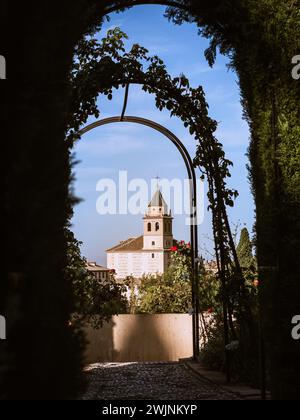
xmin=171 ymin=240 xmax=191 ymax=254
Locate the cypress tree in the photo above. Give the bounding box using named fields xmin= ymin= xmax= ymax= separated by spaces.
xmin=236 ymin=228 xmax=254 ymax=269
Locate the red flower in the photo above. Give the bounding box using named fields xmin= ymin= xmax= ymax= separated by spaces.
xmin=170 ymin=246 xmax=178 ymax=252
xmin=253 ymin=279 xmax=260 ymax=288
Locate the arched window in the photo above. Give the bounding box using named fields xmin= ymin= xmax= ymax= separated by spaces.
xmin=147 ymin=222 xmax=152 ymax=232
xmin=155 ymin=222 xmax=160 ymax=232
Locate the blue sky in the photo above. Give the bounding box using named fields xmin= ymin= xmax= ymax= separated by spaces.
xmin=71 ymin=5 xmax=254 ymax=265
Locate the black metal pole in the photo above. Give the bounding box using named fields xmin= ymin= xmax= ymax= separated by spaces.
xmin=191 ymin=176 xmax=200 ymax=359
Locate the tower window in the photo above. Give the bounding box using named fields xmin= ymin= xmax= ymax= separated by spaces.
xmin=148 ymin=222 xmax=152 ymax=232
xmin=155 ymin=222 xmax=160 ymax=231
xmin=152 ymin=241 xmax=155 ymax=246
xmin=152 ymin=254 xmax=155 ymax=259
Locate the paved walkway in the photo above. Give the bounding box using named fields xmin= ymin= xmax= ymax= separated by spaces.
xmin=81 ymin=362 xmax=241 ymax=400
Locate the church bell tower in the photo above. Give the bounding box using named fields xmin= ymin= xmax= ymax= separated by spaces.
xmin=143 ymin=189 xmax=173 ymax=251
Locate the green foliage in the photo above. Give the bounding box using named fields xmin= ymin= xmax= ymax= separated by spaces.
xmin=138 ymin=242 xmax=220 ymax=314
xmin=198 ymin=263 xmax=221 ymax=313
xmin=138 ymin=242 xmax=192 ymax=313
xmin=236 ymin=228 xmax=254 ymax=270
xmin=65 ymin=228 xmax=127 ymax=327
xmin=200 ymin=317 xmax=226 ymax=372
xmin=138 ymin=273 xmax=192 ymax=314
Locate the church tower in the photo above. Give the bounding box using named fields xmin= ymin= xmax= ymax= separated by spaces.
xmin=107 ymin=187 xmax=176 ymax=279
xmin=143 ymin=189 xmax=173 ymax=251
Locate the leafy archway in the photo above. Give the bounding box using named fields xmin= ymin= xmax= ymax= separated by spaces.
xmin=3 ymin=0 xmax=299 ymax=400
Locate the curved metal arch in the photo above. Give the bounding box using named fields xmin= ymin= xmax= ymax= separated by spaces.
xmin=80 ymin=116 xmax=195 ymax=192
xmin=80 ymin=116 xmax=200 ymax=358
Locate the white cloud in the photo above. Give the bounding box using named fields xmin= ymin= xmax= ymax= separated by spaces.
xmin=171 ymin=62 xmax=222 ymax=79
xmin=215 ymin=124 xmax=250 ymax=148
xmin=163 ymin=161 xmax=185 ymax=169
xmin=206 ymin=85 xmax=236 ymax=104
xmin=79 ymin=134 xmax=145 ymax=157
xmin=74 ymin=166 xmax=115 ymax=178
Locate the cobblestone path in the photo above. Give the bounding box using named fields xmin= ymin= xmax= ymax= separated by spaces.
xmin=81 ymin=362 xmax=241 ymax=400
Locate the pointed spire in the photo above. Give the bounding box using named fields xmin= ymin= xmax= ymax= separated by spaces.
xmin=148 ymin=189 xmax=164 ymax=207
xmin=148 ymin=187 xmax=169 ymax=215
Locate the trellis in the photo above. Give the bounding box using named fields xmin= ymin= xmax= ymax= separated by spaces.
xmin=80 ymin=114 xmax=201 ymax=357
xmin=71 ymin=26 xmax=252 ymax=385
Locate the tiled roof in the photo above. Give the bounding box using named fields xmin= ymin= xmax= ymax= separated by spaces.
xmin=106 ymin=236 xmax=144 ymax=253
xmin=143 ymin=215 xmax=173 ymax=220
xmin=86 ymin=262 xmax=110 ymax=272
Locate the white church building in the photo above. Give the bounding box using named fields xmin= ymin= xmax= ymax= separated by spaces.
xmin=106 ymin=189 xmax=176 ymax=280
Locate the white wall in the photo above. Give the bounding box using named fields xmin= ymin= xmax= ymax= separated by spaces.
xmin=107 ymin=251 xmax=165 ymax=279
